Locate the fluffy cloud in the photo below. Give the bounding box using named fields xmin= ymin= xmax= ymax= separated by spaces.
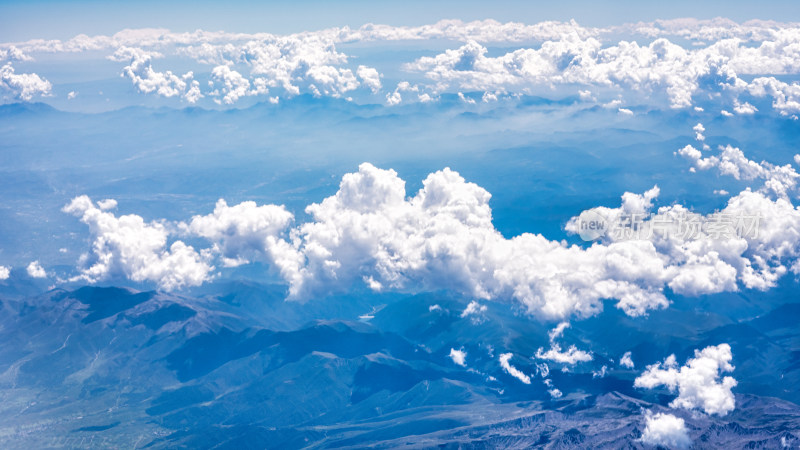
xmin=184 ymin=81 xmax=203 ymax=103
xmin=356 ymin=65 xmax=382 ymax=93
xmin=251 ymin=163 xmax=673 ymax=318
xmin=26 ymin=261 xmax=46 ymax=278
xmin=535 ymin=322 xmax=593 ymax=365
xmin=618 ymin=18 xmax=791 ymax=42
xmin=747 ymin=77 xmax=800 ymax=116
xmin=61 ymin=134 xmax=800 ymax=316
xmin=404 ymin=37 xmax=747 ymax=109
xmin=0 ymin=265 xmax=9 ymax=280
xmin=667 ymin=137 xmax=800 ymax=291
xmin=178 ymin=35 xmax=380 ymax=101
xmin=620 ymin=351 xmax=635 ymax=369
xmin=543 ymin=378 xmax=562 ymax=398
xmin=110 ymin=47 xmax=201 ymax=103
xmin=570 ymin=134 xmax=800 ymax=296
xmin=679 ymin=143 xmax=799 ymax=197
xmin=734 ymin=100 xmax=758 ymax=115
xmin=460 ymin=300 xmax=487 ymax=318
xmin=15 ymin=18 xmax=790 ymax=58
xmin=499 ymin=353 xmax=531 ymax=384
xmin=65 ymin=138 xmax=800 ymax=318
xmin=400 ymin=24 xmax=800 ymax=111
xmin=184 ymin=199 xmax=294 ymax=267
xmin=449 ymin=348 xmax=467 ymax=367
xmin=234 ymin=37 xmax=361 ymax=98
xmin=0 ymin=63 xmax=51 ymax=101
xmin=7 ymin=19 xmax=800 ymax=108
xmin=64 ymin=196 xmax=213 ymax=291
xmin=0 ymin=46 xmax=31 ymax=62
xmin=572 ymin=189 xmax=735 ymax=297
xmin=635 ymin=344 xmax=737 ymax=416
xmin=693 ymin=122 xmax=706 ymax=141
xmin=208 ymin=65 xmax=268 ymax=104
xmin=349 ymin=19 xmax=599 ymax=44
xmin=97 ymin=198 xmax=118 ymax=210
xmin=640 ymin=412 xmax=691 ymax=449
xmin=386 ymin=81 xmax=432 ymax=105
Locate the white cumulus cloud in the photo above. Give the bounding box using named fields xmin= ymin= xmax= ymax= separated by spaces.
xmin=8 ymin=19 xmax=800 ymax=110
xmin=209 ymin=65 xmax=267 ymax=104
xmin=620 ymin=351 xmax=635 ymax=369
xmin=679 ymin=143 xmax=799 ymax=197
xmin=634 ymin=343 xmax=737 ymax=416
xmin=0 ymin=46 xmax=32 ymax=62
xmin=58 ymin=133 xmax=800 ymax=320
xmin=110 ymin=47 xmax=201 ymax=103
xmin=253 ymin=163 xmax=675 ymax=319
xmin=26 ymin=261 xmax=46 ymax=278
xmin=184 ymin=199 xmax=294 ymax=267
xmin=535 ymin=322 xmax=593 ymax=365
xmin=449 ymin=348 xmax=467 ymax=367
xmin=460 ymin=300 xmax=488 ymax=318
xmin=640 ymin=412 xmax=691 ymax=449
xmin=64 ymin=195 xmax=213 ymax=291
xmin=747 ymin=76 xmax=800 ymax=116
xmin=693 ymin=122 xmax=706 ymax=141
xmin=356 ymin=65 xmax=382 ymax=93
xmin=571 ymin=134 xmax=800 ymax=296
xmin=0 ymin=63 xmax=52 ymax=101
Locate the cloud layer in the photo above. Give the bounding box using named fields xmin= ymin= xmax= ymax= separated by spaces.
xmin=405 ymin=30 xmax=800 ymax=113
xmin=569 ymin=135 xmax=800 ymax=297
xmin=3 ymin=19 xmax=800 ymax=111
xmin=240 ymin=163 xmax=673 ymax=319
xmin=60 ymin=132 xmax=800 ymax=324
